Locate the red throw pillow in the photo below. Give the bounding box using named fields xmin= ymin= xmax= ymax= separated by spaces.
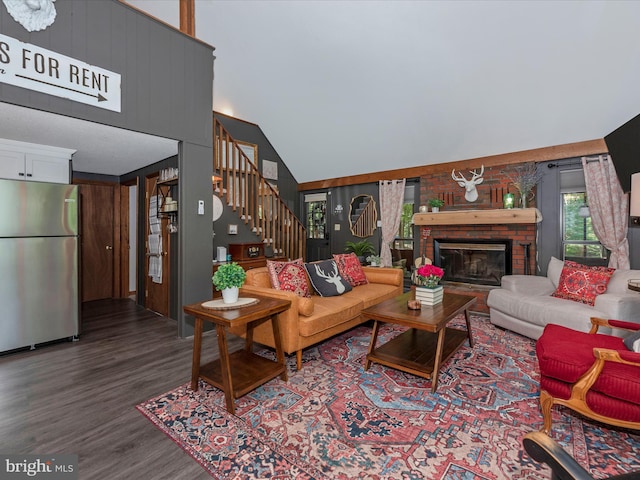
xmin=266 ymin=258 xmax=311 ymax=298
xmin=551 ymin=260 xmax=615 ymax=306
xmin=333 ymin=253 xmax=368 ymax=286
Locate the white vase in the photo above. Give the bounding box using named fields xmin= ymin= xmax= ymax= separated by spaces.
xmin=221 ymin=286 xmax=239 ymax=304
xmin=431 ymin=206 xmax=440 ymax=213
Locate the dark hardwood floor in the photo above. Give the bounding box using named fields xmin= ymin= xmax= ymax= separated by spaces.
xmin=0 ymin=299 xmax=241 ymax=479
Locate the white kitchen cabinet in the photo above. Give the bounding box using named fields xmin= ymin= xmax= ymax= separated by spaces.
xmin=0 ymin=139 xmax=76 ymax=184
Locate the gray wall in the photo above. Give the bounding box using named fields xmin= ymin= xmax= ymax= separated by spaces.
xmin=0 ymin=0 xmax=213 ymax=147
xmin=605 ymin=112 xmax=640 ymax=194
xmin=1 ymin=0 xmax=215 ymax=336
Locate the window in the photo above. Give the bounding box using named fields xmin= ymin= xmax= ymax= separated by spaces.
xmin=561 ymin=192 xmax=608 ymax=266
xmin=394 ymin=202 xmax=414 ymax=250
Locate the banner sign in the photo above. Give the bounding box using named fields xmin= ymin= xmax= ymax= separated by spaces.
xmin=0 ymin=33 xmax=121 ymax=112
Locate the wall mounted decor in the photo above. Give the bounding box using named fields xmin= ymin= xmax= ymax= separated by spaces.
xmin=3 ymin=0 xmax=57 ymax=32
xmin=262 ymin=159 xmax=278 ymax=180
xmin=349 ymin=194 xmax=377 ymax=237
xmin=451 ymin=165 xmax=484 ymax=202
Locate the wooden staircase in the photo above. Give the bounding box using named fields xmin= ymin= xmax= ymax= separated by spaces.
xmin=214 ymin=118 xmax=306 ymax=261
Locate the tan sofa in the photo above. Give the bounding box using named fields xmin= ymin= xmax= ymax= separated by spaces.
xmin=232 ymin=266 xmax=403 ymax=370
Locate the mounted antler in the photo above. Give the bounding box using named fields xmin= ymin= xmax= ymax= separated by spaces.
xmin=451 ymin=164 xmax=484 ymax=202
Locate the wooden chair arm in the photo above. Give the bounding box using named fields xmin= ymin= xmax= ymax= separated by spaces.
xmin=572 ymin=348 xmax=640 ymax=402
xmin=590 ymin=317 xmax=640 ymax=334
xmin=593 ymin=347 xmax=640 ymax=367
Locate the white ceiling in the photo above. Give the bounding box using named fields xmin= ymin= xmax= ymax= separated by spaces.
xmin=126 ymin=0 xmax=640 ymax=183
xmin=0 ymin=102 xmax=178 ymax=176
xmin=4 ymin=2 xmax=640 ymax=182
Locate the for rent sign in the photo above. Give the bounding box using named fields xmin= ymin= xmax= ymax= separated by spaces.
xmin=0 ymin=34 xmax=121 ymax=112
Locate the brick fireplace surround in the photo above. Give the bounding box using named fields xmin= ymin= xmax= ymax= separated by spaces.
xmin=418 ymin=164 xmax=538 ymax=314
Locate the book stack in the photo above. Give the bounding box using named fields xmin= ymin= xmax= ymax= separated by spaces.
xmin=415 ymin=286 xmax=444 ymax=306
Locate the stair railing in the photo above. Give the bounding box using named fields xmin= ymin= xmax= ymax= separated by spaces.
xmin=214 ymin=118 xmax=306 ymax=261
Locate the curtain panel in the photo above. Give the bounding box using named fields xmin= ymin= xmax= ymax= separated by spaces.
xmin=582 ymin=155 xmax=630 ymax=269
xmin=379 ymin=179 xmax=406 ymax=267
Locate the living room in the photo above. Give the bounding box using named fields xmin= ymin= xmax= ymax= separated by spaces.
xmin=1 ymin=1 xmax=639 ymax=479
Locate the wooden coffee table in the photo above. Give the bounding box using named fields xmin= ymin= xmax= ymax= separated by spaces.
xmin=363 ymin=290 xmax=476 ymax=393
xmin=183 ymin=294 xmax=291 ymax=414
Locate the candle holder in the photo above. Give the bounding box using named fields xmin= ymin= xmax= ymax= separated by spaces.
xmin=503 ymin=192 xmax=515 ymax=209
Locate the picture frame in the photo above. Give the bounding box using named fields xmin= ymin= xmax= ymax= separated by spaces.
xmin=227 ymin=224 xmax=238 ymax=235
xmin=263 ymin=159 xmax=278 ymax=180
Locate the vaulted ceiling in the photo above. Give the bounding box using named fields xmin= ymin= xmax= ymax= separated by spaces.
xmin=129 ymin=0 xmax=640 ymax=184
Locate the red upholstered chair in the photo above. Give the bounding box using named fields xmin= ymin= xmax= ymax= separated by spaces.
xmin=536 ymin=317 xmax=640 ymax=433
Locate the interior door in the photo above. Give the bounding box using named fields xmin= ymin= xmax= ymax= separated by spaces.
xmin=145 ymin=175 xmax=170 ymax=316
xmin=79 ymin=183 xmax=115 ymax=302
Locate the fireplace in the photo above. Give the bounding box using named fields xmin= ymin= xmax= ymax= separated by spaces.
xmin=434 ymin=239 xmax=512 ymax=286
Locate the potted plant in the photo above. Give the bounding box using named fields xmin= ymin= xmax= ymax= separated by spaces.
xmin=212 ymin=262 xmax=247 ymax=304
xmin=366 ymin=254 xmax=382 ymax=267
xmin=428 ymin=198 xmax=445 ymax=212
xmin=413 ymin=264 xmax=445 ymax=306
xmin=345 ymin=240 xmax=376 ymax=264
xmin=502 ymin=163 xmax=543 ymax=208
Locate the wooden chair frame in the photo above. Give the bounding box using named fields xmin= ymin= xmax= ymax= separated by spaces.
xmin=540 ymin=317 xmax=640 ymax=433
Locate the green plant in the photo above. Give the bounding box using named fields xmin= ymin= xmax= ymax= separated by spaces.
xmin=428 ymin=198 xmax=445 ymax=208
xmin=344 ymin=240 xmax=376 ymax=257
xmin=366 ymin=254 xmax=381 ymax=265
xmin=212 ymin=262 xmax=246 ymax=291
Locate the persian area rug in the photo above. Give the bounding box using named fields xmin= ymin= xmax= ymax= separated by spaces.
xmin=137 ymin=315 xmax=640 ymax=479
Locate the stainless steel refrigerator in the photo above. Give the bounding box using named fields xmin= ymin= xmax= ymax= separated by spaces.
xmin=0 ymin=179 xmax=79 ymax=353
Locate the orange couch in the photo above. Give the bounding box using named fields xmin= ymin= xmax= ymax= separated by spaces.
xmin=232 ymin=266 xmax=403 ymax=370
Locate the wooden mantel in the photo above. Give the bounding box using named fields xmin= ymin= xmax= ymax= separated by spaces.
xmin=412 ymin=208 xmax=543 ymax=226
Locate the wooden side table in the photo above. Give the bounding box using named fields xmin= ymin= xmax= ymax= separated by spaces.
xmin=183 ymin=294 xmax=291 ymax=414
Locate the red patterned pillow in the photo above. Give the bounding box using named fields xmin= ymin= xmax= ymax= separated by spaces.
xmin=333 ymin=253 xmax=368 ymax=287
xmin=551 ymin=260 xmax=615 ymax=306
xmin=266 ymin=258 xmax=311 ymax=298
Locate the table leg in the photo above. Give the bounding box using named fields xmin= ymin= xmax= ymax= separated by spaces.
xmin=365 ymin=320 xmax=381 ymax=370
xmin=431 ymin=327 xmax=446 ymax=393
xmin=464 ymin=308 xmax=474 ymax=348
xmin=215 ymin=324 xmax=235 ymax=414
xmin=270 ymin=314 xmax=288 ymax=382
xmin=245 ymin=322 xmax=254 ymax=353
xmin=190 ymin=317 xmax=203 ymax=391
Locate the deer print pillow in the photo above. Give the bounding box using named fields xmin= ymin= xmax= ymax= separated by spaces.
xmin=305 ymin=260 xmax=353 ymax=297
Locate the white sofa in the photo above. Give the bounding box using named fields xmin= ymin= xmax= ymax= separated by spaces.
xmin=487 ymin=256 xmax=640 ymax=339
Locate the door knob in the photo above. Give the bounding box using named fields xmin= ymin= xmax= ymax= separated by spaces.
xmin=106 ymin=245 xmax=113 ymax=250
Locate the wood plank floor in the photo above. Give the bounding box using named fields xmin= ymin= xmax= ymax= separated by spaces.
xmin=0 ymin=299 xmax=243 ymax=479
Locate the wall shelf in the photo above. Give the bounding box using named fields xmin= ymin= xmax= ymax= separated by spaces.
xmin=156 ymin=177 xmax=178 ymax=218
xmin=412 ymin=208 xmax=542 ymax=226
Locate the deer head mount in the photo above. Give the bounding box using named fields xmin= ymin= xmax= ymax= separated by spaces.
xmin=451 ymin=164 xmax=484 ymax=202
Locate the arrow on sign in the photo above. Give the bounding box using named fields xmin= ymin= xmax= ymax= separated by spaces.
xmin=16 ymin=74 xmax=108 ymax=102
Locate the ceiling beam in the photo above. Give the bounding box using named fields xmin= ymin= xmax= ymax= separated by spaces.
xmin=297 ymin=138 xmax=608 ymax=191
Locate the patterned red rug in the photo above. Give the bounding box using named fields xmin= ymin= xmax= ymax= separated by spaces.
xmin=137 ymin=315 xmax=640 ymax=479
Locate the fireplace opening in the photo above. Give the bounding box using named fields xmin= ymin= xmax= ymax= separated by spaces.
xmin=434 ymin=239 xmax=512 ymax=286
